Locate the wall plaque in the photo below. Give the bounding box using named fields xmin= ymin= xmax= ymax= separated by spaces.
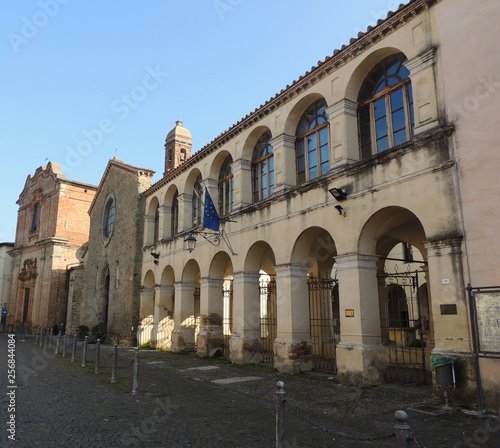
xmin=345 ymin=309 xmax=354 ymax=317
xmin=440 ymin=304 xmax=457 ymax=315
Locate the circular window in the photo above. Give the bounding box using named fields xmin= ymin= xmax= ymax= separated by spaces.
xmin=101 ymin=193 xmax=116 ymax=246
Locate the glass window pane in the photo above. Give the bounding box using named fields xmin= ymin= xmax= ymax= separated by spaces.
xmin=297 ymin=155 xmax=305 ymax=174
xmin=320 ymin=160 xmax=329 ymax=176
xmin=309 ymin=165 xmax=318 ymax=180
xmin=269 ymin=170 xmax=274 ymax=195
xmin=376 ymin=136 xmax=389 ymax=153
xmin=375 ymin=116 xmax=388 ymax=140
xmin=361 ymin=143 xmax=372 ymax=160
xmin=392 ymin=108 xmax=406 ymax=134
xmin=359 ymin=105 xmax=370 ymax=126
xmin=296 ymin=139 xmax=304 ymax=156
xmin=320 ymin=143 xmax=329 ymax=167
xmin=298 ymin=171 xmax=306 ymax=184
xmin=307 ymin=135 xmax=316 ymax=152
xmin=268 ymin=154 xmax=274 ymax=171
xmin=308 ymin=147 xmax=317 ymax=169
xmin=390 ymin=89 xmax=404 ymax=111
xmin=374 ymin=97 xmax=386 ymax=119
xmin=393 ymin=129 xmax=407 ymax=146
xmin=360 ymin=124 xmax=371 ymax=148
xmin=318 ymin=127 xmax=328 ymax=145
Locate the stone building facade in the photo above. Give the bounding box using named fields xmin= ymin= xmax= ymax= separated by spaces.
xmin=6 ymin=162 xmax=96 ymax=331
xmin=0 ymin=243 xmax=14 ymax=328
xmin=140 ymin=0 xmax=500 ymax=412
xmin=70 ymin=157 xmax=154 ymax=343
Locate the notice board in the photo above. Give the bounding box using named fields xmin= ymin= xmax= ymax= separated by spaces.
xmin=475 ymin=291 xmax=500 ymax=353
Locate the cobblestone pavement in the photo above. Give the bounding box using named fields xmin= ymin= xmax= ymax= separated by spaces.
xmin=1 ymin=333 xmax=499 ymax=447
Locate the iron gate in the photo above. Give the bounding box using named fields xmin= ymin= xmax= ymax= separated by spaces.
xmin=260 ymin=276 xmax=277 ymax=364
xmin=222 ymin=281 xmax=233 ymax=357
xmin=308 ymin=277 xmax=339 ymax=373
xmin=379 ymin=270 xmax=427 ymax=383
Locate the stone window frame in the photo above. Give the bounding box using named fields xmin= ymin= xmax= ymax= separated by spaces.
xmin=100 ymin=191 xmax=116 ymax=247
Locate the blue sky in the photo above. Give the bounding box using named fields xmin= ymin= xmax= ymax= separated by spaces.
xmin=1 ymin=0 xmax=401 ymax=242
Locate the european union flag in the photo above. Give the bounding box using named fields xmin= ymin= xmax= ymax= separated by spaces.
xmin=203 ymin=187 xmax=220 ymax=231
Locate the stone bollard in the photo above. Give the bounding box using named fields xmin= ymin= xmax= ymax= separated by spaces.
xmin=71 ymin=334 xmax=77 ymax=362
xmin=55 ymin=330 xmax=62 ymax=354
xmin=81 ymin=336 xmax=88 ymax=368
xmin=35 ymin=327 xmax=40 ymax=345
xmin=94 ymin=339 xmax=101 ymax=374
xmin=44 ymin=328 xmax=49 ymax=348
xmin=132 ymin=347 xmax=139 ymax=395
xmin=111 ymin=344 xmax=118 ymax=384
xmin=276 ymin=381 xmax=286 ymax=448
xmin=394 ymin=410 xmax=411 ymax=448
xmin=62 ymin=332 xmax=68 ymax=358
xmin=49 ymin=330 xmax=53 ymax=350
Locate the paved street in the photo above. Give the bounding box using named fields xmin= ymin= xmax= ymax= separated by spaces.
xmin=1 ymin=333 xmax=499 ymax=447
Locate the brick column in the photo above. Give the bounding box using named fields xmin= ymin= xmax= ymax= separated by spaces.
xmin=273 ymin=264 xmax=313 ymax=374
xmin=229 ymin=272 xmax=262 ymax=364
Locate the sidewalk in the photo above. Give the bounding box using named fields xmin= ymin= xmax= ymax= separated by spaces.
xmin=1 ymin=333 xmax=499 ymax=447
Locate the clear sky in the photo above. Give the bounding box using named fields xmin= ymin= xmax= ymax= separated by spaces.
xmin=1 ymin=0 xmax=402 ymax=242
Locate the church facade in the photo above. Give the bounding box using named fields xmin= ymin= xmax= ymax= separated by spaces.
xmin=6 ymin=163 xmax=96 ymax=331
xmin=140 ymin=0 xmax=500 ymax=412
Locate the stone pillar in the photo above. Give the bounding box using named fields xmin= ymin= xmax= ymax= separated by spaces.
xmin=155 ymin=285 xmax=174 ymax=348
xmin=232 ymin=158 xmax=252 ymax=210
xmin=197 ymin=278 xmax=224 ymax=357
xmin=325 ymin=99 xmax=359 ymax=168
xmin=144 ymin=215 xmax=155 ymax=246
xmin=271 ymin=133 xmax=296 ymax=193
xmin=203 ymin=178 xmax=219 ymax=208
xmin=177 ymin=193 xmax=193 ymax=233
xmin=404 ymin=48 xmax=439 ymax=136
xmin=273 ymin=264 xmax=313 ymax=374
xmin=171 ymin=282 xmax=196 ymax=352
xmin=159 ymin=205 xmax=171 ymax=241
xmin=139 ymin=288 xmax=154 ymax=320
xmin=335 ymin=254 xmax=387 ymax=386
xmin=229 ymin=272 xmax=262 ymax=364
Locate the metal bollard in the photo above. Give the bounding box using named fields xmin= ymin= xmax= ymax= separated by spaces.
xmin=62 ymin=332 xmax=68 ymax=358
xmin=39 ymin=327 xmax=44 ymax=347
xmin=94 ymin=339 xmax=101 ymax=374
xmin=132 ymin=347 xmax=139 ymax=395
xmin=44 ymin=328 xmax=49 ymax=348
xmin=55 ymin=330 xmax=61 ymax=354
xmin=81 ymin=336 xmax=88 ymax=368
xmin=276 ymin=381 xmax=286 ymax=448
xmin=35 ymin=327 xmax=40 ymax=345
xmin=71 ymin=334 xmax=77 ymax=362
xmin=394 ymin=410 xmax=411 ymax=448
xmin=111 ymin=344 xmax=118 ymax=384
xmin=49 ymin=330 xmax=53 ymax=350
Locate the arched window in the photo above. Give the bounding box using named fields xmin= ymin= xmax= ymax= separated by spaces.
xmin=153 ymin=204 xmax=160 ymax=242
xmin=358 ymin=53 xmax=414 ymax=159
xmin=31 ymin=203 xmax=39 ymax=232
xmin=101 ymin=194 xmax=116 ymax=244
xmin=218 ymin=156 xmax=233 ymax=217
xmin=296 ymin=98 xmax=330 ymax=184
xmin=252 ymin=131 xmax=274 ymax=202
xmin=171 ymin=191 xmax=179 ymax=236
xmin=192 ymin=175 xmax=203 ymax=227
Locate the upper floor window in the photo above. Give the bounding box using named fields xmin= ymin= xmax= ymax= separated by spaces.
xmin=358 ymin=53 xmax=414 ymax=159
xmin=171 ymin=191 xmax=179 ymax=236
xmin=192 ymin=175 xmax=203 ymax=227
xmin=30 ymin=203 xmax=39 ymax=232
xmin=103 ymin=196 xmax=115 ymax=239
xmin=252 ymin=131 xmax=274 ymax=202
xmin=296 ymin=98 xmax=330 ymax=184
xmin=218 ymin=156 xmax=233 ymax=217
xmin=153 ymin=204 xmax=160 ymax=242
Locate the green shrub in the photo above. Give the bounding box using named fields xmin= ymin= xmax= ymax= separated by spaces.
xmin=77 ymin=325 xmax=89 ymax=338
xmin=90 ymin=323 xmax=107 ymax=342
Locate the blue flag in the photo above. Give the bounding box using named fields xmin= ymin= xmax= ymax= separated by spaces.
xmin=203 ymin=188 xmax=220 ymax=231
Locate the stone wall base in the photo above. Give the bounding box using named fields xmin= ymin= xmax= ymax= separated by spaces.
xmin=274 ymin=338 xmax=313 ymax=374
xmin=229 ymin=334 xmax=262 ymax=364
xmin=171 ymin=328 xmax=195 ymax=352
xmin=336 ymin=342 xmax=387 ymax=387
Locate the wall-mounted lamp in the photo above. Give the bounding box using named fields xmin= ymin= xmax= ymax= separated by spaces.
xmin=329 ymin=187 xmax=348 ymax=201
xmin=335 ymin=205 xmax=346 ymax=217
xmin=184 ymin=233 xmax=197 ymax=253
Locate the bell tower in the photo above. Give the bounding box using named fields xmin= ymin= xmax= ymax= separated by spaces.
xmin=164 ymin=120 xmax=192 ymax=175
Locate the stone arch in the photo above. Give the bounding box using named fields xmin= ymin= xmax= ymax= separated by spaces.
xmin=283 ymin=93 xmax=328 ymax=136
xmin=163 ymin=183 xmax=179 ymax=206
xmin=358 ymin=206 xmax=427 ymax=258
xmin=290 ymin=226 xmax=337 ymax=278
xmin=209 ymin=149 xmax=233 ymax=181
xmin=183 ymin=167 xmax=202 ymax=196
xmin=98 ymin=263 xmax=111 ymax=329
xmin=244 ymin=240 xmax=276 ymax=275
xmin=240 ymin=125 xmax=272 ymax=161
xmin=344 ymin=47 xmax=408 ymax=101
xmin=209 ymin=251 xmax=234 ymax=279
xmin=182 ymin=258 xmax=202 ymax=284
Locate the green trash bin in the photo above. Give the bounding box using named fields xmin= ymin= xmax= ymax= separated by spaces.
xmin=430 ymin=356 xmax=457 ymax=388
